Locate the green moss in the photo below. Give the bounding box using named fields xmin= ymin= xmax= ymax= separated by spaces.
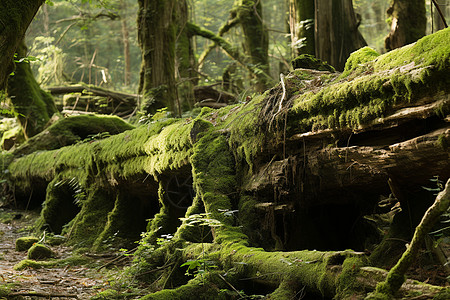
xmin=335 ymin=256 xmax=367 ymax=299
xmin=91 ymin=289 xmax=120 ymax=300
xmin=14 ymin=255 xmax=91 ymax=271
xmin=437 ymin=134 xmax=449 ymax=151
xmin=14 ymin=259 xmax=52 ymax=270
xmin=290 ymin=28 xmax=450 ymax=132
xmin=27 ymin=243 xmax=54 ymax=260
xmin=15 ymin=236 xmax=39 ymax=251
xmin=340 ymin=47 xmax=380 ymax=78
xmin=14 ymin=114 xmax=135 ymax=156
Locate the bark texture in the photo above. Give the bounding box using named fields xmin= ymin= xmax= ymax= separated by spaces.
xmin=289 ymin=0 xmax=315 ymax=57
xmin=236 ymin=0 xmax=271 ymax=91
xmin=385 ymin=0 xmax=427 ymax=51
xmin=137 ymin=0 xmax=178 ymax=115
xmin=314 ymin=0 xmax=367 ymax=71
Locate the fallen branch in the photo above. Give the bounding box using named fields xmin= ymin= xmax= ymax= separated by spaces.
xmin=368 ymin=179 xmax=450 ymax=298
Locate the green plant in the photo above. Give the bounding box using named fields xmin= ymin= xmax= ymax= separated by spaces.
xmin=179 ymin=213 xmax=222 ymax=278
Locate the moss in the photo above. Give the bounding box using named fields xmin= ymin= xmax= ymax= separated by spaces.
xmin=27 ymin=243 xmax=55 ymax=260
xmin=290 ymin=28 xmax=450 ymax=132
xmin=340 ymin=47 xmax=380 ymax=78
xmin=437 ymin=134 xmax=449 ymax=151
xmin=66 ymin=187 xmax=115 ymax=249
xmin=335 ymin=256 xmax=367 ymax=299
xmin=15 ymin=236 xmax=39 ymax=251
xmin=13 ymin=255 xmax=91 ymax=271
xmin=91 ymin=289 xmax=120 ymax=300
xmin=7 ymin=41 xmax=58 ymax=138
xmin=14 ymin=259 xmax=52 ymax=270
xmin=434 ymin=288 xmax=450 ymax=300
xmin=13 ymin=114 xmax=135 ymax=156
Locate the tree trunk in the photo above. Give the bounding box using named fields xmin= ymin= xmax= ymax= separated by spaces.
xmin=432 ymin=0 xmax=448 ymax=33
xmin=314 ymin=0 xmax=367 ymax=71
xmin=236 ymin=0 xmax=271 ymax=92
xmin=289 ymin=0 xmax=315 ymax=58
xmin=0 ymin=0 xmax=44 ymax=90
xmin=7 ymin=41 xmax=58 ymax=139
xmin=384 ymin=0 xmax=426 ymax=51
xmin=175 ymin=0 xmax=197 ymax=111
xmin=120 ymin=0 xmax=131 ymax=87
xmin=137 ymin=0 xmax=179 ymax=116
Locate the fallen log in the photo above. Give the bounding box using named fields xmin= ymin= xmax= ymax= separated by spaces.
xmin=2 ymin=28 xmax=450 ymax=299
xmin=46 ymin=84 xmax=139 ymax=105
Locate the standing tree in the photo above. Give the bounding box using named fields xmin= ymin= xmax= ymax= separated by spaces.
xmin=137 ymin=0 xmax=179 ymax=116
xmin=235 ymin=0 xmax=271 ymax=92
xmin=289 ymin=0 xmax=315 ymax=57
xmin=314 ymin=0 xmax=367 ymax=71
xmin=0 ymin=0 xmax=45 ymax=90
xmin=384 ymin=0 xmax=426 ymax=51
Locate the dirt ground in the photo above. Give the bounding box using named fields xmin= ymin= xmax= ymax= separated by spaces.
xmin=0 ymin=209 xmax=121 ymax=300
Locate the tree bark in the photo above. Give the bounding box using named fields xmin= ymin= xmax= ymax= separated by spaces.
xmin=289 ymin=0 xmax=315 ymax=58
xmin=137 ymin=0 xmax=179 ymax=116
xmin=0 ymin=0 xmax=45 ymax=90
xmin=314 ymin=0 xmax=367 ymax=71
xmin=120 ymin=0 xmax=131 ymax=87
xmin=235 ymin=0 xmax=271 ymax=92
xmin=384 ymin=0 xmax=427 ymax=51
xmin=432 ymin=0 xmax=448 ymax=33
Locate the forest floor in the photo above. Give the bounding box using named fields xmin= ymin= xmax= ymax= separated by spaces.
xmin=0 ymin=208 xmax=135 ymax=300
xmin=1 ymin=208 xmax=449 ymax=299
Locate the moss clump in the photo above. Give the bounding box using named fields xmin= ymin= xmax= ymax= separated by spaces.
xmin=15 ymin=236 xmax=39 ymax=251
xmin=292 ymin=54 xmax=335 ymax=72
xmin=27 ymin=243 xmax=55 ymax=260
xmin=91 ymin=289 xmax=120 ymax=300
xmin=13 ymin=259 xmax=52 ymax=270
xmin=340 ymin=46 xmax=380 ymax=78
xmin=13 ymin=114 xmax=135 ymax=156
xmin=290 ymin=28 xmax=450 ymax=132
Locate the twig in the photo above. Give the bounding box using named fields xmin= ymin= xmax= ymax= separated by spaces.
xmin=135 ymin=262 xmax=175 ymax=277
xmin=217 ymin=273 xmax=243 ymax=298
xmin=96 ymin=247 xmax=137 ymax=270
xmin=431 ymin=0 xmax=449 ymax=28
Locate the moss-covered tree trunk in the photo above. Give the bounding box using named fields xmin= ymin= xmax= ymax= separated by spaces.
xmin=289 ymin=0 xmax=315 ymax=57
xmin=384 ymin=0 xmax=426 ymax=51
xmin=315 ymin=0 xmax=367 ymax=71
xmin=0 ymin=0 xmax=44 ymax=90
xmin=7 ymin=40 xmax=58 ymax=139
xmin=137 ymin=0 xmax=179 ymax=116
xmin=175 ymin=0 xmax=197 ymax=111
xmin=236 ymin=0 xmax=271 ymax=92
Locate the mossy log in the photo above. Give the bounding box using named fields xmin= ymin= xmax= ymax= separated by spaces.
xmin=3 ymin=29 xmax=450 ymax=299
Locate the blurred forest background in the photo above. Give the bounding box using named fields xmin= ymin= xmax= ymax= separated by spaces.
xmin=25 ymin=0 xmax=448 ymax=93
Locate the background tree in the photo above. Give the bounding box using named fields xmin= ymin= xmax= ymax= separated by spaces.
xmin=0 ymin=0 xmax=45 ymax=90
xmin=314 ymin=0 xmax=367 ymax=71
xmin=385 ymin=0 xmax=427 ymax=51
xmin=289 ymin=0 xmax=315 ymax=57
